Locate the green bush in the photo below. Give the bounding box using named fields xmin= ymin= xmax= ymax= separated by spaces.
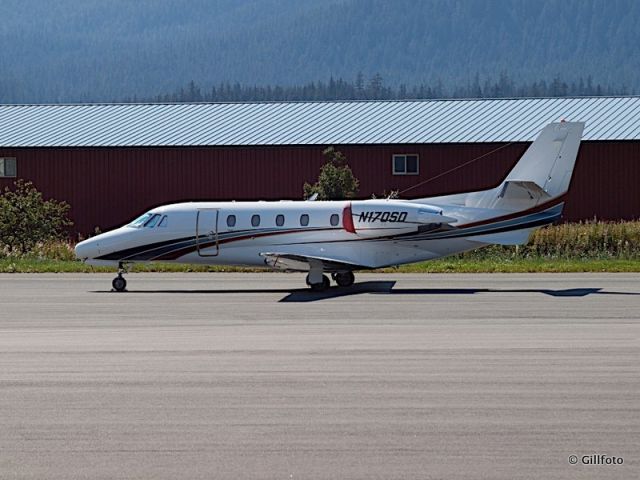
xmin=0 ymin=180 xmax=73 ymax=255
xmin=303 ymin=147 xmax=359 ymax=200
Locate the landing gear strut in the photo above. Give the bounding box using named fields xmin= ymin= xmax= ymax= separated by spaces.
xmin=305 ymin=260 xmax=331 ymax=292
xmin=332 ymin=271 xmax=355 ymax=288
xmin=112 ymin=263 xmax=128 ymax=292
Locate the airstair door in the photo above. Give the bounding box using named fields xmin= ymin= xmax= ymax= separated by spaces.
xmin=195 ymin=208 xmax=219 ymax=257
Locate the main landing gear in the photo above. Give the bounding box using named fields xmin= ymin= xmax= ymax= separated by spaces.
xmin=112 ymin=263 xmax=128 ymax=292
xmin=306 ymin=274 xmax=331 ymax=292
xmin=305 ymin=270 xmax=356 ymax=292
xmin=332 ymin=271 xmax=355 ymax=288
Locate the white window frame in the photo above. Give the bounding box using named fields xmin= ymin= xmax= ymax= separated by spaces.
xmin=392 ymin=154 xmax=419 ymax=175
xmin=0 ymin=157 xmax=17 ymax=177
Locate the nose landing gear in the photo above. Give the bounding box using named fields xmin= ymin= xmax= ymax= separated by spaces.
xmin=112 ymin=274 xmax=127 ymax=292
xmin=112 ymin=263 xmax=128 ymax=292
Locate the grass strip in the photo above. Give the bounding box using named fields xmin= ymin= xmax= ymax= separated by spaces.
xmin=1 ymin=257 xmax=639 ymax=274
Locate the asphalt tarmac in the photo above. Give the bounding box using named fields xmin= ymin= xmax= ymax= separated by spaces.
xmin=0 ymin=273 xmax=639 ymax=479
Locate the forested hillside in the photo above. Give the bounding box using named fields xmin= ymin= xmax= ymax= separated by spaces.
xmin=1 ymin=0 xmax=638 ymax=103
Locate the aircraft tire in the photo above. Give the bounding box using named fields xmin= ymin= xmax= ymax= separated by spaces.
xmin=335 ymin=271 xmax=355 ymax=288
xmin=308 ymin=274 xmax=330 ymax=292
xmin=112 ymin=275 xmax=127 ymax=292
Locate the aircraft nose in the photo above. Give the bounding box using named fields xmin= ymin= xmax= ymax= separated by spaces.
xmin=74 ymin=238 xmax=99 ymax=260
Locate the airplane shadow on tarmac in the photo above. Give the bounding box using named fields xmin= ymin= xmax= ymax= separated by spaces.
xmin=279 ymin=282 xmax=640 ymax=302
xmin=93 ymin=281 xmax=639 ymax=303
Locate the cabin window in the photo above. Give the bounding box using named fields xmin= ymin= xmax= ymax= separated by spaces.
xmin=158 ymin=215 xmax=168 ymax=228
xmin=300 ymin=214 xmax=309 ymax=226
xmin=0 ymin=157 xmax=17 ymax=177
xmin=251 ymin=214 xmax=261 ymax=227
xmin=226 ymin=215 xmax=236 ymax=227
xmin=330 ymin=214 xmax=339 ymax=226
xmin=275 ymin=214 xmax=285 ymax=226
xmin=392 ymin=154 xmax=419 ymax=175
xmin=145 ymin=214 xmax=161 ymax=228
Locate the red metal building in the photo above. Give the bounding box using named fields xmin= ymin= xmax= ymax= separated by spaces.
xmin=1 ymin=98 xmax=639 ymax=236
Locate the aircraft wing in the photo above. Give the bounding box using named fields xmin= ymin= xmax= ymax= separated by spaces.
xmin=260 ymin=252 xmax=369 ymax=272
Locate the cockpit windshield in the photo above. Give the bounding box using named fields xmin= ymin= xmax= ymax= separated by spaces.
xmin=128 ymin=213 xmax=153 ymax=228
xmin=128 ymin=212 xmax=167 ymax=228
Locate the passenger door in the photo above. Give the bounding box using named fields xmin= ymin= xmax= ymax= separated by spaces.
xmin=195 ymin=208 xmax=219 ymax=257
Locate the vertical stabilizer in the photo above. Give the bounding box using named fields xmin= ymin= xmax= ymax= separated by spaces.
xmin=505 ymin=121 xmax=584 ymax=198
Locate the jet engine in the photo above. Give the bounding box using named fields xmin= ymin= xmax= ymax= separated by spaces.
xmin=345 ymin=200 xmax=456 ymax=238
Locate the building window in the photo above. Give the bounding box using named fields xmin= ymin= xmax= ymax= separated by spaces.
xmin=251 ymin=214 xmax=261 ymax=227
xmin=392 ymin=154 xmax=419 ymax=175
xmin=330 ymin=214 xmax=339 ymax=226
xmin=275 ymin=214 xmax=285 ymax=226
xmin=0 ymin=157 xmax=17 ymax=177
xmin=226 ymin=215 xmax=236 ymax=227
xmin=300 ymin=214 xmax=309 ymax=226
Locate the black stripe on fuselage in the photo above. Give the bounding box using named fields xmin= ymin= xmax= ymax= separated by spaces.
xmin=95 ymin=236 xmax=195 ymax=261
xmin=94 ymin=227 xmax=339 ymax=262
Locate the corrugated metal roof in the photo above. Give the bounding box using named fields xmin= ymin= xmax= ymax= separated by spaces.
xmin=1 ymin=97 xmax=639 ymax=147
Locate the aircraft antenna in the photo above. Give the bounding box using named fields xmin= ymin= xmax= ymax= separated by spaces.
xmin=398 ymin=142 xmax=515 ymax=196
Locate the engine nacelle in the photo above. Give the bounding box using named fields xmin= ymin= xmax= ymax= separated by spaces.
xmin=345 ymin=200 xmax=454 ymax=238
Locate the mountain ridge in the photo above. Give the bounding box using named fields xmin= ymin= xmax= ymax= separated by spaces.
xmin=0 ymin=0 xmax=637 ymax=103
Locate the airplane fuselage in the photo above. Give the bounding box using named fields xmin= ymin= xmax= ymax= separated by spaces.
xmin=75 ymin=199 xmax=484 ymax=270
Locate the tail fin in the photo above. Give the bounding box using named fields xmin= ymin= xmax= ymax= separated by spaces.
xmin=453 ymin=121 xmax=584 ymax=211
xmin=504 ymin=121 xmax=584 ymax=198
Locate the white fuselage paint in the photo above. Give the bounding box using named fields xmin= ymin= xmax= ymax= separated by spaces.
xmin=75 ymin=199 xmax=488 ymax=269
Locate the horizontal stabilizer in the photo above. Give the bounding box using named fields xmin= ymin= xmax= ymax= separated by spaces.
xmin=491 ymin=180 xmax=551 ymax=210
xmin=500 ymin=181 xmax=550 ymax=201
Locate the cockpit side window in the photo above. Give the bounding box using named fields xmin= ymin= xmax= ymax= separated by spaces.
xmin=158 ymin=215 xmax=168 ymax=228
xmin=145 ymin=214 xmax=161 ymax=228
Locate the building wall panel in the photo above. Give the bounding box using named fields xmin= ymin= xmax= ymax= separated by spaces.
xmin=0 ymin=141 xmax=638 ymax=236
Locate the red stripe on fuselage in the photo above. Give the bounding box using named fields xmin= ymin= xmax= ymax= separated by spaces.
xmin=343 ymin=203 xmax=356 ymax=233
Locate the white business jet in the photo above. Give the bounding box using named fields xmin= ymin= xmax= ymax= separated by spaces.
xmin=75 ymin=121 xmax=584 ymax=292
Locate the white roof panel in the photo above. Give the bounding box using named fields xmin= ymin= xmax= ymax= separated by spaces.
xmin=0 ymin=97 xmax=639 ymax=147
